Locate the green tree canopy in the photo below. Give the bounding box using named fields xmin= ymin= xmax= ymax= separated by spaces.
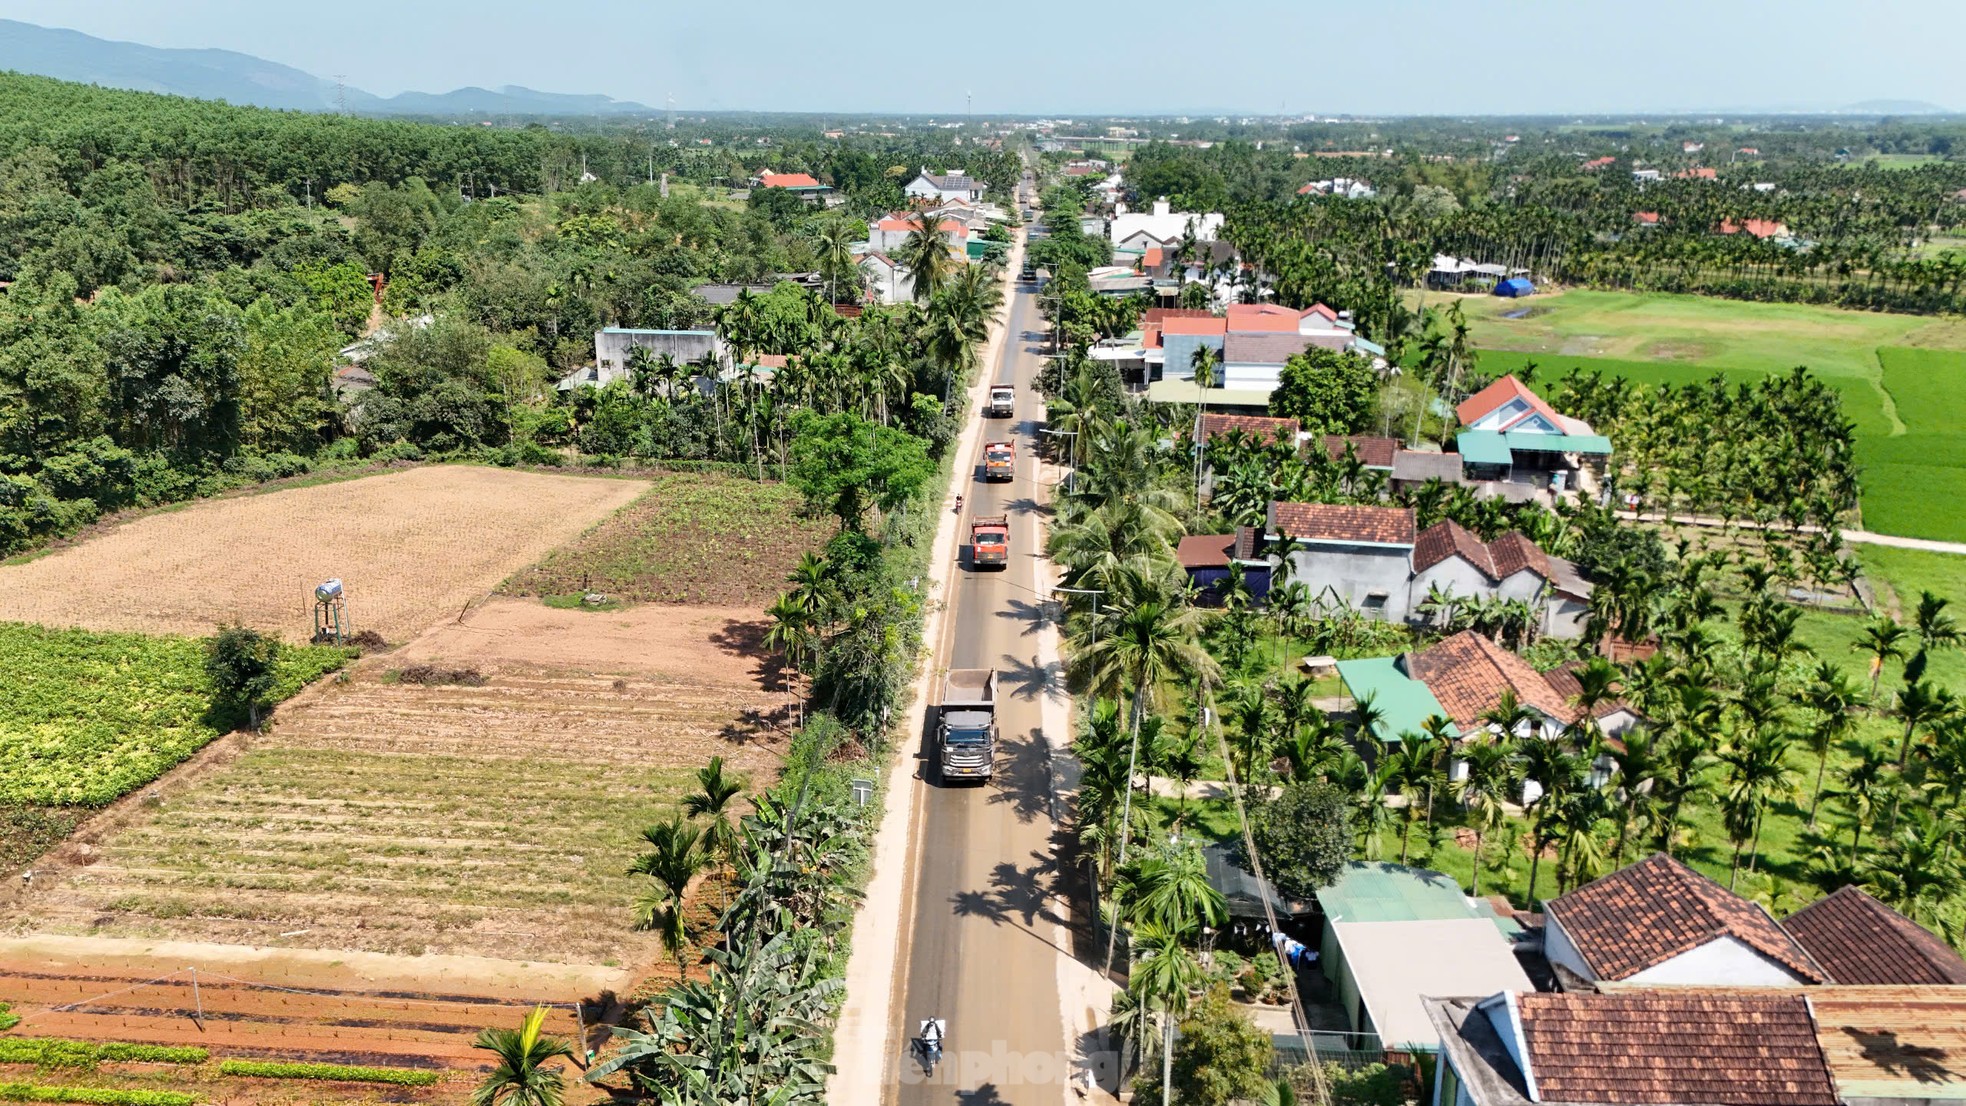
xmin=786 ymin=410 xmax=934 ymax=531
xmin=1268 ymin=347 xmax=1380 ymax=437
xmin=1250 ymin=779 xmax=1353 ymax=901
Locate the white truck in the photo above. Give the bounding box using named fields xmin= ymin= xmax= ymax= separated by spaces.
xmin=987 ymin=384 xmax=1015 ymax=418
xmin=938 ymin=668 xmax=999 ymax=783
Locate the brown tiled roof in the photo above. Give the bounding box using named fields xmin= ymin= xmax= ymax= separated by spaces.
xmin=1545 ymin=853 xmax=1826 ymax=983
xmin=1268 ymin=502 xmax=1414 ymax=546
xmin=1403 ymin=630 xmax=1574 ymax=729
xmin=1543 ymin=662 xmax=1636 ymax=723
xmin=1782 ymin=885 xmax=1966 ymax=985
xmin=1198 ymin=413 xmax=1299 ymax=446
xmin=1223 ymin=331 xmax=1314 ymax=365
xmin=1176 ymin=534 xmax=1234 ymax=570
xmin=1322 ymin=435 xmax=1400 ymax=469
xmin=1488 ymin=532 xmax=1550 ymax=580
xmin=1515 ymin=992 xmax=1838 ymax=1106
xmin=1392 ymin=450 xmax=1464 ymax=483
xmin=1412 ymin=521 xmax=1551 ymax=582
xmin=1142 ymin=307 xmax=1215 ymax=325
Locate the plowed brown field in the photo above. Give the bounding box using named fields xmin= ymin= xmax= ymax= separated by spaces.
xmin=0 ymin=466 xmax=647 ymax=642
xmin=9 ymin=599 xmax=788 ymax=964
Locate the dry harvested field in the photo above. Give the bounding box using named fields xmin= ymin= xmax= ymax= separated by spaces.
xmin=0 ymin=466 xmax=648 ymax=642
xmin=0 ymin=935 xmax=599 ymax=1105
xmin=7 ymin=598 xmax=790 ymax=967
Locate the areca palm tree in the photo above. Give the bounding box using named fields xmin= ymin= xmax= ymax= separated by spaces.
xmin=1719 ymin=729 xmax=1794 ymax=889
xmin=1455 ymin=736 xmax=1521 ymax=898
xmin=1519 ymin=741 xmax=1583 ymax=904
xmin=685 ymin=756 xmax=748 ymax=905
xmin=1801 ymin=662 xmax=1861 ymax=826
xmin=1124 ymin=842 xmax=1228 ymax=936
xmin=1606 ymin=726 xmax=1663 ymax=864
xmin=812 ymin=219 xmax=859 ymax=306
xmin=473 ymin=1006 xmax=576 ymax=1106
xmin=1852 ymin=616 xmax=1909 ymax=708
xmin=1894 ymin=680 xmax=1956 ymax=769
xmin=1863 ymin=810 xmax=1963 ymax=925
xmin=1386 ymin=737 xmax=1440 ymax=864
xmin=630 ymin=815 xmax=707 ymax=977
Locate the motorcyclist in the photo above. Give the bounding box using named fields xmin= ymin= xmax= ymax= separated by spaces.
xmin=918 ymin=1017 xmax=946 ymax=1069
xmin=953 ymin=494 xmax=964 ymax=515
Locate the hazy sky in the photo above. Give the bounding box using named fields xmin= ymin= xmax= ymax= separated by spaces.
xmin=3 ymin=0 xmax=1963 ymax=115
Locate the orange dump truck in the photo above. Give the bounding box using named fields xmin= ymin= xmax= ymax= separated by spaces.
xmin=984 ymin=441 xmax=1015 ymax=482
xmin=970 ymin=514 xmax=1009 ymax=569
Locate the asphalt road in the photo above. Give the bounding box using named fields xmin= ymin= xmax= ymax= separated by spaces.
xmin=890 ymin=272 xmax=1074 ymax=1106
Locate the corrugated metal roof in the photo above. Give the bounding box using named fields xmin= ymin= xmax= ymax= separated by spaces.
xmin=1456 ymin=430 xmax=1515 ymax=466
xmin=1315 ymin=861 xmax=1477 ymax=924
xmin=1506 ymin=431 xmax=1613 ymax=455
xmin=1335 ymin=657 xmax=1457 ymax=743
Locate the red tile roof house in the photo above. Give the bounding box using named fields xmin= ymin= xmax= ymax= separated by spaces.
xmin=1408 ymin=520 xmax=1594 ymax=640
xmin=1779 ymin=884 xmax=1966 ymax=985
xmin=1424 ymin=990 xmax=1840 ymax=1106
xmin=1177 ymin=526 xmax=1269 ymax=606
xmin=1267 ymin=502 xmax=1418 ymax=622
xmin=1542 ymin=853 xmax=1828 ymax=986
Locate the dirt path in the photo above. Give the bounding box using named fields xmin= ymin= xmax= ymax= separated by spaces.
xmin=1621 ymin=509 xmax=1966 ymax=555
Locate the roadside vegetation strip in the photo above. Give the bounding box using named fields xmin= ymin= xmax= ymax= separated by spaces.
xmin=0 ymin=1041 xmax=209 ymax=1067
xmin=215 ymin=1059 xmax=438 ymax=1086
xmin=0 ymin=1006 xmax=16 ymax=1032
xmin=0 ymin=622 xmax=348 ymax=807
xmin=0 ymin=1086 xmax=196 ymax=1106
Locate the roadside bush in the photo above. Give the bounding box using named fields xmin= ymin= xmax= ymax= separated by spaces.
xmin=0 ymin=1005 xmax=16 ymax=1031
xmin=0 ymin=1039 xmax=208 ymax=1067
xmin=217 ymin=1059 xmax=438 ymax=1086
xmin=0 ymin=1085 xmax=196 ymax=1106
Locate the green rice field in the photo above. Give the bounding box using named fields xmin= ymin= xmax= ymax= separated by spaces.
xmin=1434 ymin=289 xmax=1966 ymax=541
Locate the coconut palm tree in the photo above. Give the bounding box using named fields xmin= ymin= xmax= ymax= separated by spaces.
xmin=1455 ymin=735 xmax=1521 ymax=898
xmin=812 ymin=219 xmax=860 ymax=306
xmin=472 ymin=1006 xmax=576 ymax=1106
xmin=897 ymin=213 xmax=958 ymax=302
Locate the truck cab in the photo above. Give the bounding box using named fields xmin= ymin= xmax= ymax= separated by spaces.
xmin=969 ymin=515 xmax=1009 ymax=569
xmin=939 ymin=669 xmax=998 ymax=783
xmin=988 ymin=385 xmax=1015 ymax=418
xmin=983 ymin=441 xmax=1015 ymax=482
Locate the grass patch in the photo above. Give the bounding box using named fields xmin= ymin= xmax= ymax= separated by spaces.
xmin=0 ymin=1040 xmax=207 ymax=1067
xmin=0 ymin=1085 xmax=195 ymax=1106
xmin=540 ymin=593 xmax=623 ymax=611
xmin=503 ymin=472 xmax=833 ymax=608
xmin=0 ymin=624 xmax=348 ymax=806
xmin=215 ymin=1059 xmax=437 ymax=1086
xmin=0 ymin=806 xmax=86 ymax=876
xmin=0 ymin=1007 xmax=15 ymax=1033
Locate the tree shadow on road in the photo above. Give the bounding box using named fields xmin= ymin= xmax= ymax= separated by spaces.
xmin=995 ymin=597 xmax=1053 ymax=641
xmin=949 ymin=851 xmax=1072 ymax=955
xmin=986 ymin=729 xmax=1054 ymax=824
xmin=996 ymin=653 xmax=1065 ymax=705
xmin=957 ymin=1084 xmax=1008 ymax=1106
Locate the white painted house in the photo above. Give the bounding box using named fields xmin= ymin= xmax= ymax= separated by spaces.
xmin=1541 ymin=853 xmax=1828 ymax=986
xmin=904 ymin=169 xmax=985 ymax=204
xmin=1108 ymin=198 xmax=1223 ymax=248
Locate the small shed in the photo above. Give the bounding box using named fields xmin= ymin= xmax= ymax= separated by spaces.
xmin=1314 ymin=863 xmax=1529 ymax=1053
xmin=1493 ymin=276 xmax=1535 ymax=298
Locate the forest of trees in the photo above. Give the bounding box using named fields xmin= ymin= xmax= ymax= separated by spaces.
xmin=0 ymin=72 xmax=1020 ymax=557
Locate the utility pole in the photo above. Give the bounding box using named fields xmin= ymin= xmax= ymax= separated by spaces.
xmin=333 ymin=75 xmax=347 ymax=115
xmin=666 ymin=93 xmax=676 ymax=130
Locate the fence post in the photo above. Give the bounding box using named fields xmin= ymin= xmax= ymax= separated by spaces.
xmin=188 ymin=967 xmax=204 ymax=1031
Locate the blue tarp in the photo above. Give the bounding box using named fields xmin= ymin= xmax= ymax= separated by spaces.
xmin=1494 ymin=277 xmax=1535 ymax=297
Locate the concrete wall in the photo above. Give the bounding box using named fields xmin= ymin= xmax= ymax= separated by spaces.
xmin=1409 ymin=558 xmax=1495 ymax=619
xmin=1544 ymin=911 xmax=1593 ymax=974
xmin=1625 ymin=936 xmax=1812 ymax=987
xmin=1548 ymin=918 xmax=1807 ymax=986
xmin=594 ymin=329 xmax=726 ymax=375
xmin=1222 ymin=361 xmax=1285 ymax=391
xmin=1285 ymin=544 xmax=1414 ymax=623
xmin=1547 ymin=594 xmax=1590 ymax=640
